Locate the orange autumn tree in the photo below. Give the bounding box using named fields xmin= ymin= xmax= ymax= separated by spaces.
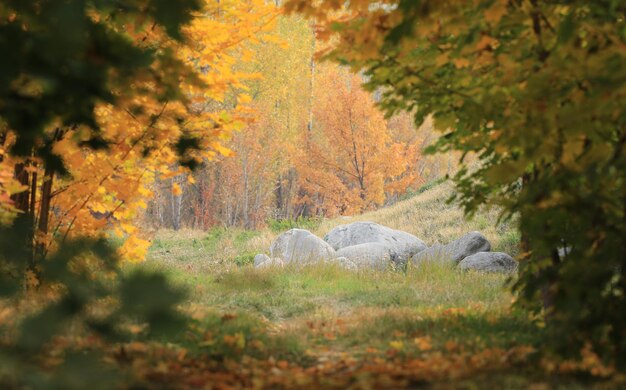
xmin=297 ymin=65 xmax=422 ymax=216
xmin=0 ymin=0 xmax=280 ymax=262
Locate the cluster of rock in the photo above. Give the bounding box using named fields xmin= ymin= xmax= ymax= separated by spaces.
xmin=254 ymin=221 xmax=517 ymax=273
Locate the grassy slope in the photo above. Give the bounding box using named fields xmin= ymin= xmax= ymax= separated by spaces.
xmin=315 ymin=180 xmax=520 ymax=256
xmin=146 ymin=180 xmax=520 ymax=273
xmin=136 ymin=181 xmax=610 ymax=388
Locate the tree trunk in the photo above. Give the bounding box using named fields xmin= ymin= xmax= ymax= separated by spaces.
xmin=170 ymin=177 xmax=182 ymax=230
xmin=29 ymin=170 xmax=37 ymax=224
xmin=307 ymin=21 xmax=316 ymax=133
xmin=275 ymin=175 xmax=284 ymax=219
xmin=11 ymin=163 xmax=31 ymax=214
xmin=35 ymin=165 xmax=54 ymax=260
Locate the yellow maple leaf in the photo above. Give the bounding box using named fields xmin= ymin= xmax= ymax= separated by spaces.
xmin=118 ymin=235 xmax=150 ymax=263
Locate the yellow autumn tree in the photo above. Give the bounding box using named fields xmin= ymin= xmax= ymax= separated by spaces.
xmin=146 ymin=14 xmax=316 ymax=229
xmin=0 ymin=0 xmax=280 ymax=261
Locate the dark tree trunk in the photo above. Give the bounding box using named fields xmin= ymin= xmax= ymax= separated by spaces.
xmin=35 ymin=165 xmax=54 ymax=259
xmin=11 ymin=163 xmax=31 ymax=214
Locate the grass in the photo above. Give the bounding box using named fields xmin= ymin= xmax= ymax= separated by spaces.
xmin=314 ymin=180 xmax=520 ymax=257
xmin=137 ymin=262 xmax=546 ymax=386
xmin=133 ymin=180 xmax=620 ymax=388
xmin=146 ymin=180 xmax=520 ymax=272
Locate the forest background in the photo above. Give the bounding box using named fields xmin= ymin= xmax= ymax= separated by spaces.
xmin=142 ymin=15 xmax=453 ymax=232
xmin=1 ymin=0 xmax=625 ymax=388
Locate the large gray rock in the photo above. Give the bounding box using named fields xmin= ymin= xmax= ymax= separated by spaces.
xmin=411 ymin=231 xmax=491 ymax=266
xmin=324 ymin=221 xmax=426 ymax=265
xmin=256 ymin=257 xmax=285 ymax=269
xmin=457 ymin=252 xmax=517 ymax=273
xmin=270 ymin=228 xmax=336 ymax=265
xmin=326 ymin=256 xmax=358 ymax=271
xmin=254 ymin=253 xmax=270 ymax=267
xmin=336 ymin=242 xmax=392 ymax=270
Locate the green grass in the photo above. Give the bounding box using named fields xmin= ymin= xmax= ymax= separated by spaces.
xmin=144 ymin=180 xmax=522 ymax=272
xmin=138 ymin=260 xmax=538 ymax=371
xmin=140 ymin=185 xmax=518 ymax=348
xmin=132 ymin=183 xmax=620 ymax=387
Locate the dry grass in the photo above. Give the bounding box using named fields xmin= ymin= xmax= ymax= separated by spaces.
xmin=129 ymin=183 xmax=626 ymax=387
xmin=146 ymin=179 xmax=520 ymax=275
xmin=315 ymin=180 xmax=519 ymax=255
xmin=142 ymin=183 xmax=530 ymax=362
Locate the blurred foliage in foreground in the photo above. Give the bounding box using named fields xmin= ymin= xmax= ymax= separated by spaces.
xmin=0 ymin=220 xmax=188 ymax=388
xmin=0 ymin=0 xmax=202 ymax=387
xmin=286 ymin=0 xmax=626 ymax=367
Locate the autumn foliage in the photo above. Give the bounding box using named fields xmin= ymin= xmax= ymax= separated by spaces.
xmin=142 ymin=15 xmax=432 ymax=230
xmin=297 ymin=65 xmax=422 ymax=216
xmin=5 ymin=0 xmax=625 ymax=387
xmin=285 ymin=0 xmax=626 ymax=367
xmin=0 ymin=0 xmax=280 ymax=259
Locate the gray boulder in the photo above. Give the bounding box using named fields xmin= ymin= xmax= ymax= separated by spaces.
xmin=457 ymin=252 xmax=517 ymax=273
xmin=254 ymin=253 xmax=270 ymax=267
xmin=410 ymin=244 xmax=451 ymax=266
xmin=324 ymin=221 xmax=426 ymax=265
xmin=336 ymin=242 xmax=392 ymax=270
xmin=256 ymin=257 xmax=285 ymax=269
xmin=270 ymin=228 xmax=336 ymax=265
xmin=326 ymin=256 xmax=358 ymax=271
xmin=411 ymin=231 xmax=491 ymax=266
